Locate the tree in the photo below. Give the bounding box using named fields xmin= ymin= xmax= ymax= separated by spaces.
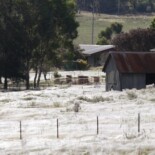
xmin=76 ymin=0 xmax=155 ymax=14
xmin=0 ymin=0 xmax=26 ymax=89
xmin=17 ymin=0 xmax=78 ymax=88
xmin=32 ymin=0 xmax=79 ymax=87
xmin=9 ymin=0 xmax=40 ymax=89
xmin=97 ymin=22 xmax=123 ymax=45
xmin=97 ymin=27 xmax=112 ymax=45
xmin=112 ymin=28 xmax=155 ymax=51
xmin=111 ymin=22 xmax=123 ymax=34
xmin=97 ymin=36 xmax=109 ymax=45
xmin=0 ymin=0 xmax=79 ymax=90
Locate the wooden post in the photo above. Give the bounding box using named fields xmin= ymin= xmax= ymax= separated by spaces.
xmin=57 ymin=119 xmax=59 ymax=138
xmin=20 ymin=121 xmax=22 ymax=140
xmin=138 ymin=113 xmax=140 ymax=133
xmin=97 ymin=116 xmax=99 ymax=135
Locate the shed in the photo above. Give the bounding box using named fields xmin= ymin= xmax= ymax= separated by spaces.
xmin=79 ymin=44 xmax=115 ymax=66
xmin=103 ymin=52 xmax=155 ymax=91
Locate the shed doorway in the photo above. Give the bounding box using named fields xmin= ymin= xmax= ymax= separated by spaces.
xmin=146 ymin=74 xmax=155 ymax=85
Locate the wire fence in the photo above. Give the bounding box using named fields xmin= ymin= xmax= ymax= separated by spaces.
xmin=0 ymin=113 xmax=153 ymax=141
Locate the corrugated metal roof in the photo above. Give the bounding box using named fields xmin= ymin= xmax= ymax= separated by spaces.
xmin=103 ymin=52 xmax=155 ymax=73
xmin=79 ymin=44 xmax=115 ymax=55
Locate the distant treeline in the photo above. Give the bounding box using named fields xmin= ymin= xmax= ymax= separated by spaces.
xmin=76 ymin=0 xmax=155 ymax=14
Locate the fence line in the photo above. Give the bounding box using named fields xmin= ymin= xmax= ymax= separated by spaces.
xmin=138 ymin=113 xmax=141 ymax=133
xmin=0 ymin=114 xmax=147 ymax=141
xmin=0 ymin=76 xmax=105 ymax=91
xmin=97 ymin=116 xmax=99 ymax=135
xmin=20 ymin=121 xmax=22 ymax=140
xmin=57 ymin=119 xmax=59 ymax=139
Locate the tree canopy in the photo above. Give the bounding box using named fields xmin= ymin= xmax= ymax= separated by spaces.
xmin=97 ymin=22 xmax=123 ymax=45
xmin=112 ymin=28 xmax=155 ymax=51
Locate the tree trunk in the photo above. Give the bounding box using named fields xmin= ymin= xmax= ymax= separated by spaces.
xmin=26 ymin=72 xmax=30 ymax=90
xmin=37 ymin=68 xmax=42 ymax=88
xmin=34 ymin=68 xmax=38 ymax=88
xmin=43 ymin=72 xmax=47 ymax=81
xmin=4 ymin=76 xmax=7 ymax=90
xmin=0 ymin=76 xmax=2 ymax=84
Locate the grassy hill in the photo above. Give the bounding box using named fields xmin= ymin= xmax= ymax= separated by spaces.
xmin=75 ymin=12 xmax=154 ymax=44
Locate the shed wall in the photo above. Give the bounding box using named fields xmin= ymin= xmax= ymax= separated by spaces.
xmin=121 ymin=73 xmax=146 ymax=90
xmin=105 ymin=57 xmax=121 ymax=91
xmin=87 ymin=56 xmax=94 ymax=66
xmin=88 ymin=54 xmax=104 ymax=66
xmin=100 ymin=53 xmax=109 ymax=65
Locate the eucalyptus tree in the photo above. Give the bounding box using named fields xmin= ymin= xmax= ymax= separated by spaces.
xmin=0 ymin=0 xmax=79 ymax=89
xmin=15 ymin=0 xmax=40 ymax=89
xmin=32 ymin=0 xmax=79 ymax=87
xmin=0 ymin=0 xmax=25 ymax=89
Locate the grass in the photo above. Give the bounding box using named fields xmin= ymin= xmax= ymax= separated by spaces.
xmin=53 ymin=102 xmax=62 ymax=108
xmin=150 ymin=98 xmax=155 ymax=102
xmin=22 ymin=97 xmax=34 ymax=101
xmin=30 ymin=102 xmax=36 ymax=107
xmin=75 ymin=12 xmax=154 ymax=44
xmin=126 ymin=90 xmax=137 ymax=100
xmin=0 ymin=99 xmax=11 ymax=103
xmin=78 ymin=95 xmax=111 ymax=103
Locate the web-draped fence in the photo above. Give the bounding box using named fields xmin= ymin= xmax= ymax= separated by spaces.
xmin=0 ymin=113 xmax=153 ymax=141
xmin=0 ymin=73 xmax=105 ymax=90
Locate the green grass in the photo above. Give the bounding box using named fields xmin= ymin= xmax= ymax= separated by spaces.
xmin=75 ymin=12 xmax=154 ymax=44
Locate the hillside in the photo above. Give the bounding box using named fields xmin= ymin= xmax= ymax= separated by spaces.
xmin=75 ymin=12 xmax=154 ymax=44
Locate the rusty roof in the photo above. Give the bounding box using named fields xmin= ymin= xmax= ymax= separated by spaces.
xmin=103 ymin=52 xmax=155 ymax=73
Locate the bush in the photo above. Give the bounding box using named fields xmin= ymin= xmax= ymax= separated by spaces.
xmin=112 ymin=28 xmax=155 ymax=51
xmin=126 ymin=90 xmax=137 ymax=100
xmin=97 ymin=22 xmax=123 ymax=45
xmin=97 ymin=36 xmax=109 ymax=45
xmin=98 ymin=27 xmax=113 ymax=40
xmin=77 ymin=59 xmax=89 ymax=70
xmin=111 ymin=22 xmax=123 ymax=34
xmin=53 ymin=71 xmax=61 ymax=78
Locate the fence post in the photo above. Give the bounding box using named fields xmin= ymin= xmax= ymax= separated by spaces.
xmin=20 ymin=121 xmax=22 ymax=140
xmin=138 ymin=113 xmax=140 ymax=133
xmin=97 ymin=116 xmax=99 ymax=135
xmin=57 ymin=119 xmax=59 ymax=138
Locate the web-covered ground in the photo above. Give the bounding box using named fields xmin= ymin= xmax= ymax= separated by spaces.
xmin=0 ymin=71 xmax=155 ymax=155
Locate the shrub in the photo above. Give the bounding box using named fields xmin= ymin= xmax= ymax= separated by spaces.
xmin=78 ymin=96 xmax=111 ymax=103
xmin=77 ymin=59 xmax=89 ymax=70
xmin=53 ymin=102 xmax=61 ymax=108
xmin=54 ymin=71 xmax=61 ymax=78
xmin=97 ymin=36 xmax=109 ymax=45
xmin=126 ymin=90 xmax=137 ymax=100
xmin=112 ymin=28 xmax=155 ymax=51
xmin=111 ymin=22 xmax=123 ymax=34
